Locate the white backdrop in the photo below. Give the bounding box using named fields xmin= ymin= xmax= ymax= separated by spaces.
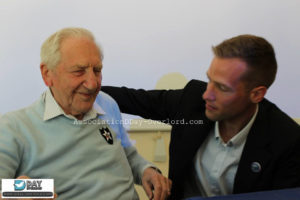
xmin=0 ymin=0 xmax=299 ymax=117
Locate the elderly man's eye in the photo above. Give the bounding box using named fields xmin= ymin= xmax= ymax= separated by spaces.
xmin=73 ymin=70 xmax=85 ymax=76
xmin=94 ymin=67 xmax=102 ymax=74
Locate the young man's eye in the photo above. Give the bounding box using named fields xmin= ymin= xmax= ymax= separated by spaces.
xmin=218 ymin=84 xmax=229 ymax=92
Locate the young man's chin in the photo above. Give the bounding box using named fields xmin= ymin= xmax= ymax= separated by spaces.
xmin=205 ymin=110 xmax=219 ymax=121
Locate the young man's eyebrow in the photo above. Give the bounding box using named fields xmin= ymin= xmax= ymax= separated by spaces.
xmin=206 ymin=72 xmax=231 ymax=89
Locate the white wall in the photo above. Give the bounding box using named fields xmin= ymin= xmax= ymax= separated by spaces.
xmin=0 ymin=0 xmax=299 ymax=117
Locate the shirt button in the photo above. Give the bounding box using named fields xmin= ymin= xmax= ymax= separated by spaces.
xmin=211 ymin=186 xmax=220 ymax=194
xmin=227 ymin=142 xmax=233 ymax=147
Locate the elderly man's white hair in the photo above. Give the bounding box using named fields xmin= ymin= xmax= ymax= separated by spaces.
xmin=40 ymin=27 xmax=103 ymax=69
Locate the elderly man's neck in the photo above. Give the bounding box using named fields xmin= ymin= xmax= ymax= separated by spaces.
xmin=74 ymin=114 xmax=85 ymax=120
xmin=49 ymin=88 xmax=88 ymax=120
xmin=58 ymin=106 xmax=86 ymax=120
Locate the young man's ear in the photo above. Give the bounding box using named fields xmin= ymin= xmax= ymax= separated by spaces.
xmin=40 ymin=64 xmax=53 ymax=87
xmin=250 ymin=86 xmax=267 ymax=103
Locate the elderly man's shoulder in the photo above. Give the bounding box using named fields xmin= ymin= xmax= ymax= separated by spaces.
xmin=96 ymin=91 xmax=119 ymax=108
xmin=0 ymin=98 xmax=44 ymax=127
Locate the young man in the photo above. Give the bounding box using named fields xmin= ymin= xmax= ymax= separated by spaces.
xmin=101 ymin=35 xmax=300 ymax=199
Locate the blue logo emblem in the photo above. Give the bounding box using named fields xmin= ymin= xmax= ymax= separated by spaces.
xmin=14 ymin=180 xmax=26 ymax=190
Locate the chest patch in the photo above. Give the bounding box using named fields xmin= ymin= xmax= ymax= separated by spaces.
xmin=99 ymin=127 xmax=113 ymax=144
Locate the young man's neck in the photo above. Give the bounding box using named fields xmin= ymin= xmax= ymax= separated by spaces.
xmin=219 ymin=104 xmax=257 ymax=143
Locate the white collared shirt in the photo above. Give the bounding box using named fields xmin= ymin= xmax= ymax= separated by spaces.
xmin=43 ymin=89 xmax=105 ymax=121
xmin=194 ymin=105 xmax=259 ymax=197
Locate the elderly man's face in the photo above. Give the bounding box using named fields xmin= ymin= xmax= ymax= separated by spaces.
xmin=47 ymin=37 xmax=102 ymax=119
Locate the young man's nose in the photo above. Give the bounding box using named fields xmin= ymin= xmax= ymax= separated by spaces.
xmin=202 ymin=82 xmax=215 ymax=101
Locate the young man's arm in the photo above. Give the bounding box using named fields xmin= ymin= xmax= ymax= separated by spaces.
xmin=101 ymin=86 xmax=184 ymax=122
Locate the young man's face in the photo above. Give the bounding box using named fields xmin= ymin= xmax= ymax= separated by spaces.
xmin=202 ymin=57 xmax=253 ymax=122
xmin=47 ymin=37 xmax=102 ymax=119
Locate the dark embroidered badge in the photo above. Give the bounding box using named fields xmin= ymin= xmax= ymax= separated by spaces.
xmin=99 ymin=127 xmax=113 ymax=144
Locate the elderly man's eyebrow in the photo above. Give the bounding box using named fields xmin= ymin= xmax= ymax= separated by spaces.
xmin=95 ymin=64 xmax=103 ymax=69
xmin=71 ymin=64 xmax=102 ymax=69
xmin=72 ymin=65 xmax=88 ymax=69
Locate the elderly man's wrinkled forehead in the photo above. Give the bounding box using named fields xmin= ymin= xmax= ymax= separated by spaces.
xmin=59 ymin=36 xmax=103 ymax=61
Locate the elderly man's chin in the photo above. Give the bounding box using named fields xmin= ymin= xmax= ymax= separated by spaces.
xmin=73 ymin=98 xmax=96 ymax=113
xmin=72 ymin=103 xmax=94 ymax=116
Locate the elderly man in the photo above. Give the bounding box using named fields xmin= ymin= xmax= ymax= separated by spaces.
xmin=102 ymin=35 xmax=300 ymax=199
xmin=0 ymin=27 xmax=171 ymax=200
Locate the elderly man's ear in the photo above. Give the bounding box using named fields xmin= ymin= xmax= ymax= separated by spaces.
xmin=40 ymin=64 xmax=53 ymax=87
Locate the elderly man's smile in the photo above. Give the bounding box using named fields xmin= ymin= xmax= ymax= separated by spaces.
xmin=78 ymin=92 xmax=95 ymax=98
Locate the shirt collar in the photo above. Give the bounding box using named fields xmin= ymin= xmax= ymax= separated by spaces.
xmin=215 ymin=105 xmax=259 ymax=147
xmin=43 ymin=89 xmax=105 ymax=121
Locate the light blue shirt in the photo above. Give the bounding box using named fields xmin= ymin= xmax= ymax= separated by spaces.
xmin=193 ymin=105 xmax=259 ymax=197
xmin=43 ymin=89 xmax=133 ymax=148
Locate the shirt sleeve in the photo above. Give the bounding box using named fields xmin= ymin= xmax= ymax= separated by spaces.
xmin=96 ymin=92 xmax=157 ymax=184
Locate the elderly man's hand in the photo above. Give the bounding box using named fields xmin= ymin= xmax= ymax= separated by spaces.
xmin=142 ymin=167 xmax=172 ymax=200
xmin=0 ymin=176 xmax=57 ymax=200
